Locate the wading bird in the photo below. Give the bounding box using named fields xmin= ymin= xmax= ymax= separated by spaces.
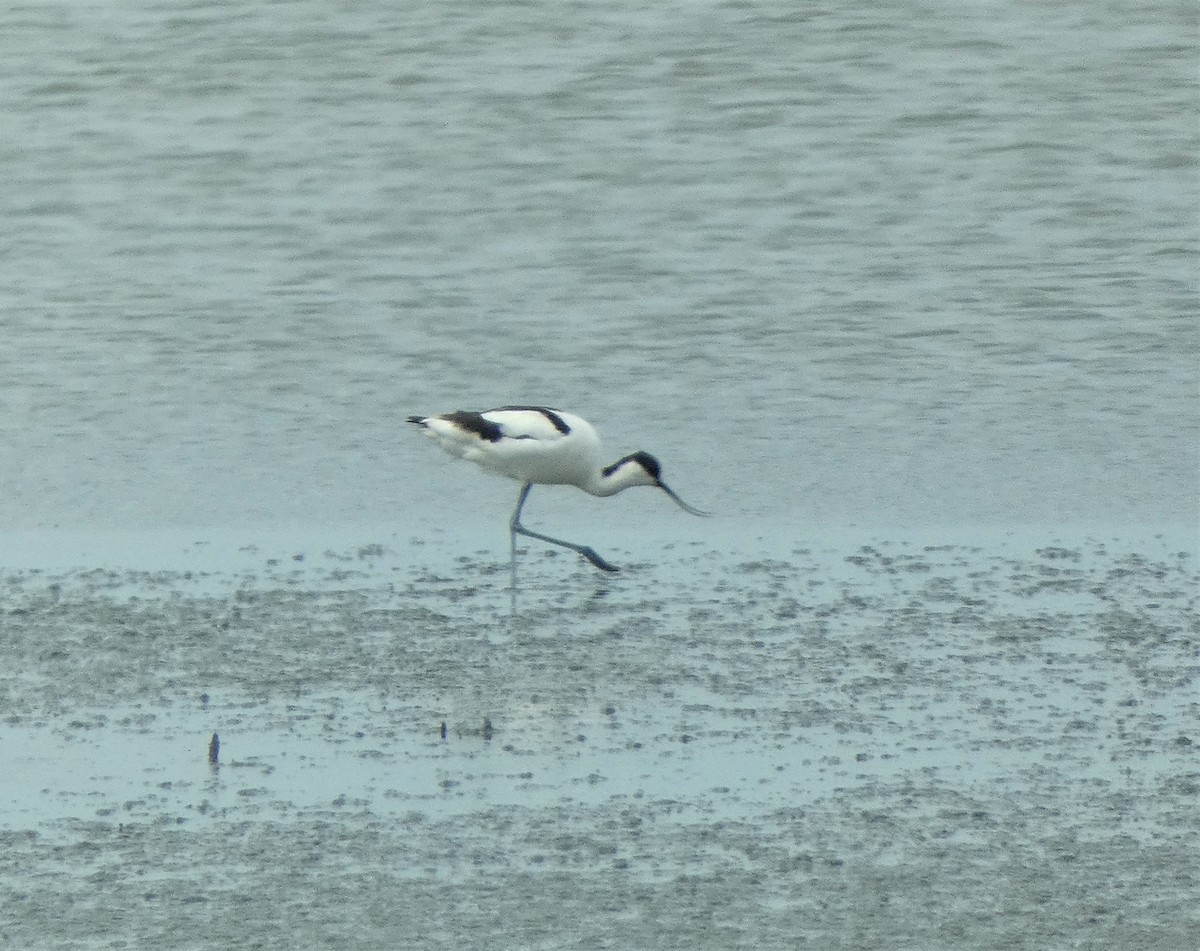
xmin=407 ymin=406 xmax=708 ymax=574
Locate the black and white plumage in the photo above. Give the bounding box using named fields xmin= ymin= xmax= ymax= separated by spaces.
xmin=407 ymin=406 xmax=708 ymax=573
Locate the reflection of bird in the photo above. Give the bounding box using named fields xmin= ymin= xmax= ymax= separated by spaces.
xmin=407 ymin=406 xmax=709 ymax=573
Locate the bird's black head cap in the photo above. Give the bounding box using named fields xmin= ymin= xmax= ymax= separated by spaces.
xmin=629 ymin=451 xmax=661 ymax=481
xmin=602 ymin=451 xmax=662 ymax=481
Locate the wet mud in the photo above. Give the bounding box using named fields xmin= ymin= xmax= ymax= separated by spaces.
xmin=1 ymin=533 xmax=1196 ymax=948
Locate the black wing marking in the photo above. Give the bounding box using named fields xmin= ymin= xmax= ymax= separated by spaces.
xmin=440 ymin=411 xmax=504 ymax=442
xmin=494 ymin=406 xmax=572 ymax=435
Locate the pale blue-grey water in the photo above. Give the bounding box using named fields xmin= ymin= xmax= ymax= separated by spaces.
xmin=1 ymin=1 xmax=1197 ymax=948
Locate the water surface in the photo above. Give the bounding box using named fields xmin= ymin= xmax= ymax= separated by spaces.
xmin=1 ymin=1 xmax=1197 ymax=947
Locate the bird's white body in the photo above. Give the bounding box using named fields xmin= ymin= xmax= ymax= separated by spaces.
xmin=408 ymin=405 xmax=707 ymax=573
xmin=415 ymin=408 xmax=615 ymax=492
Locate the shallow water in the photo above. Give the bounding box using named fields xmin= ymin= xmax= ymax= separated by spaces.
xmin=1 ymin=0 xmax=1197 ymax=947
xmin=0 ymin=0 xmax=1196 ymax=534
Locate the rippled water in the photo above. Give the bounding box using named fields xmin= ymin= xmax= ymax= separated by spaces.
xmin=1 ymin=0 xmax=1197 ymax=947
xmin=2 ymin=0 xmax=1195 ymax=532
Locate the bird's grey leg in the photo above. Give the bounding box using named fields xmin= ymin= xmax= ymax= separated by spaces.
xmin=509 ymin=484 xmax=530 ymax=589
xmin=509 ymin=484 xmax=620 ymax=573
